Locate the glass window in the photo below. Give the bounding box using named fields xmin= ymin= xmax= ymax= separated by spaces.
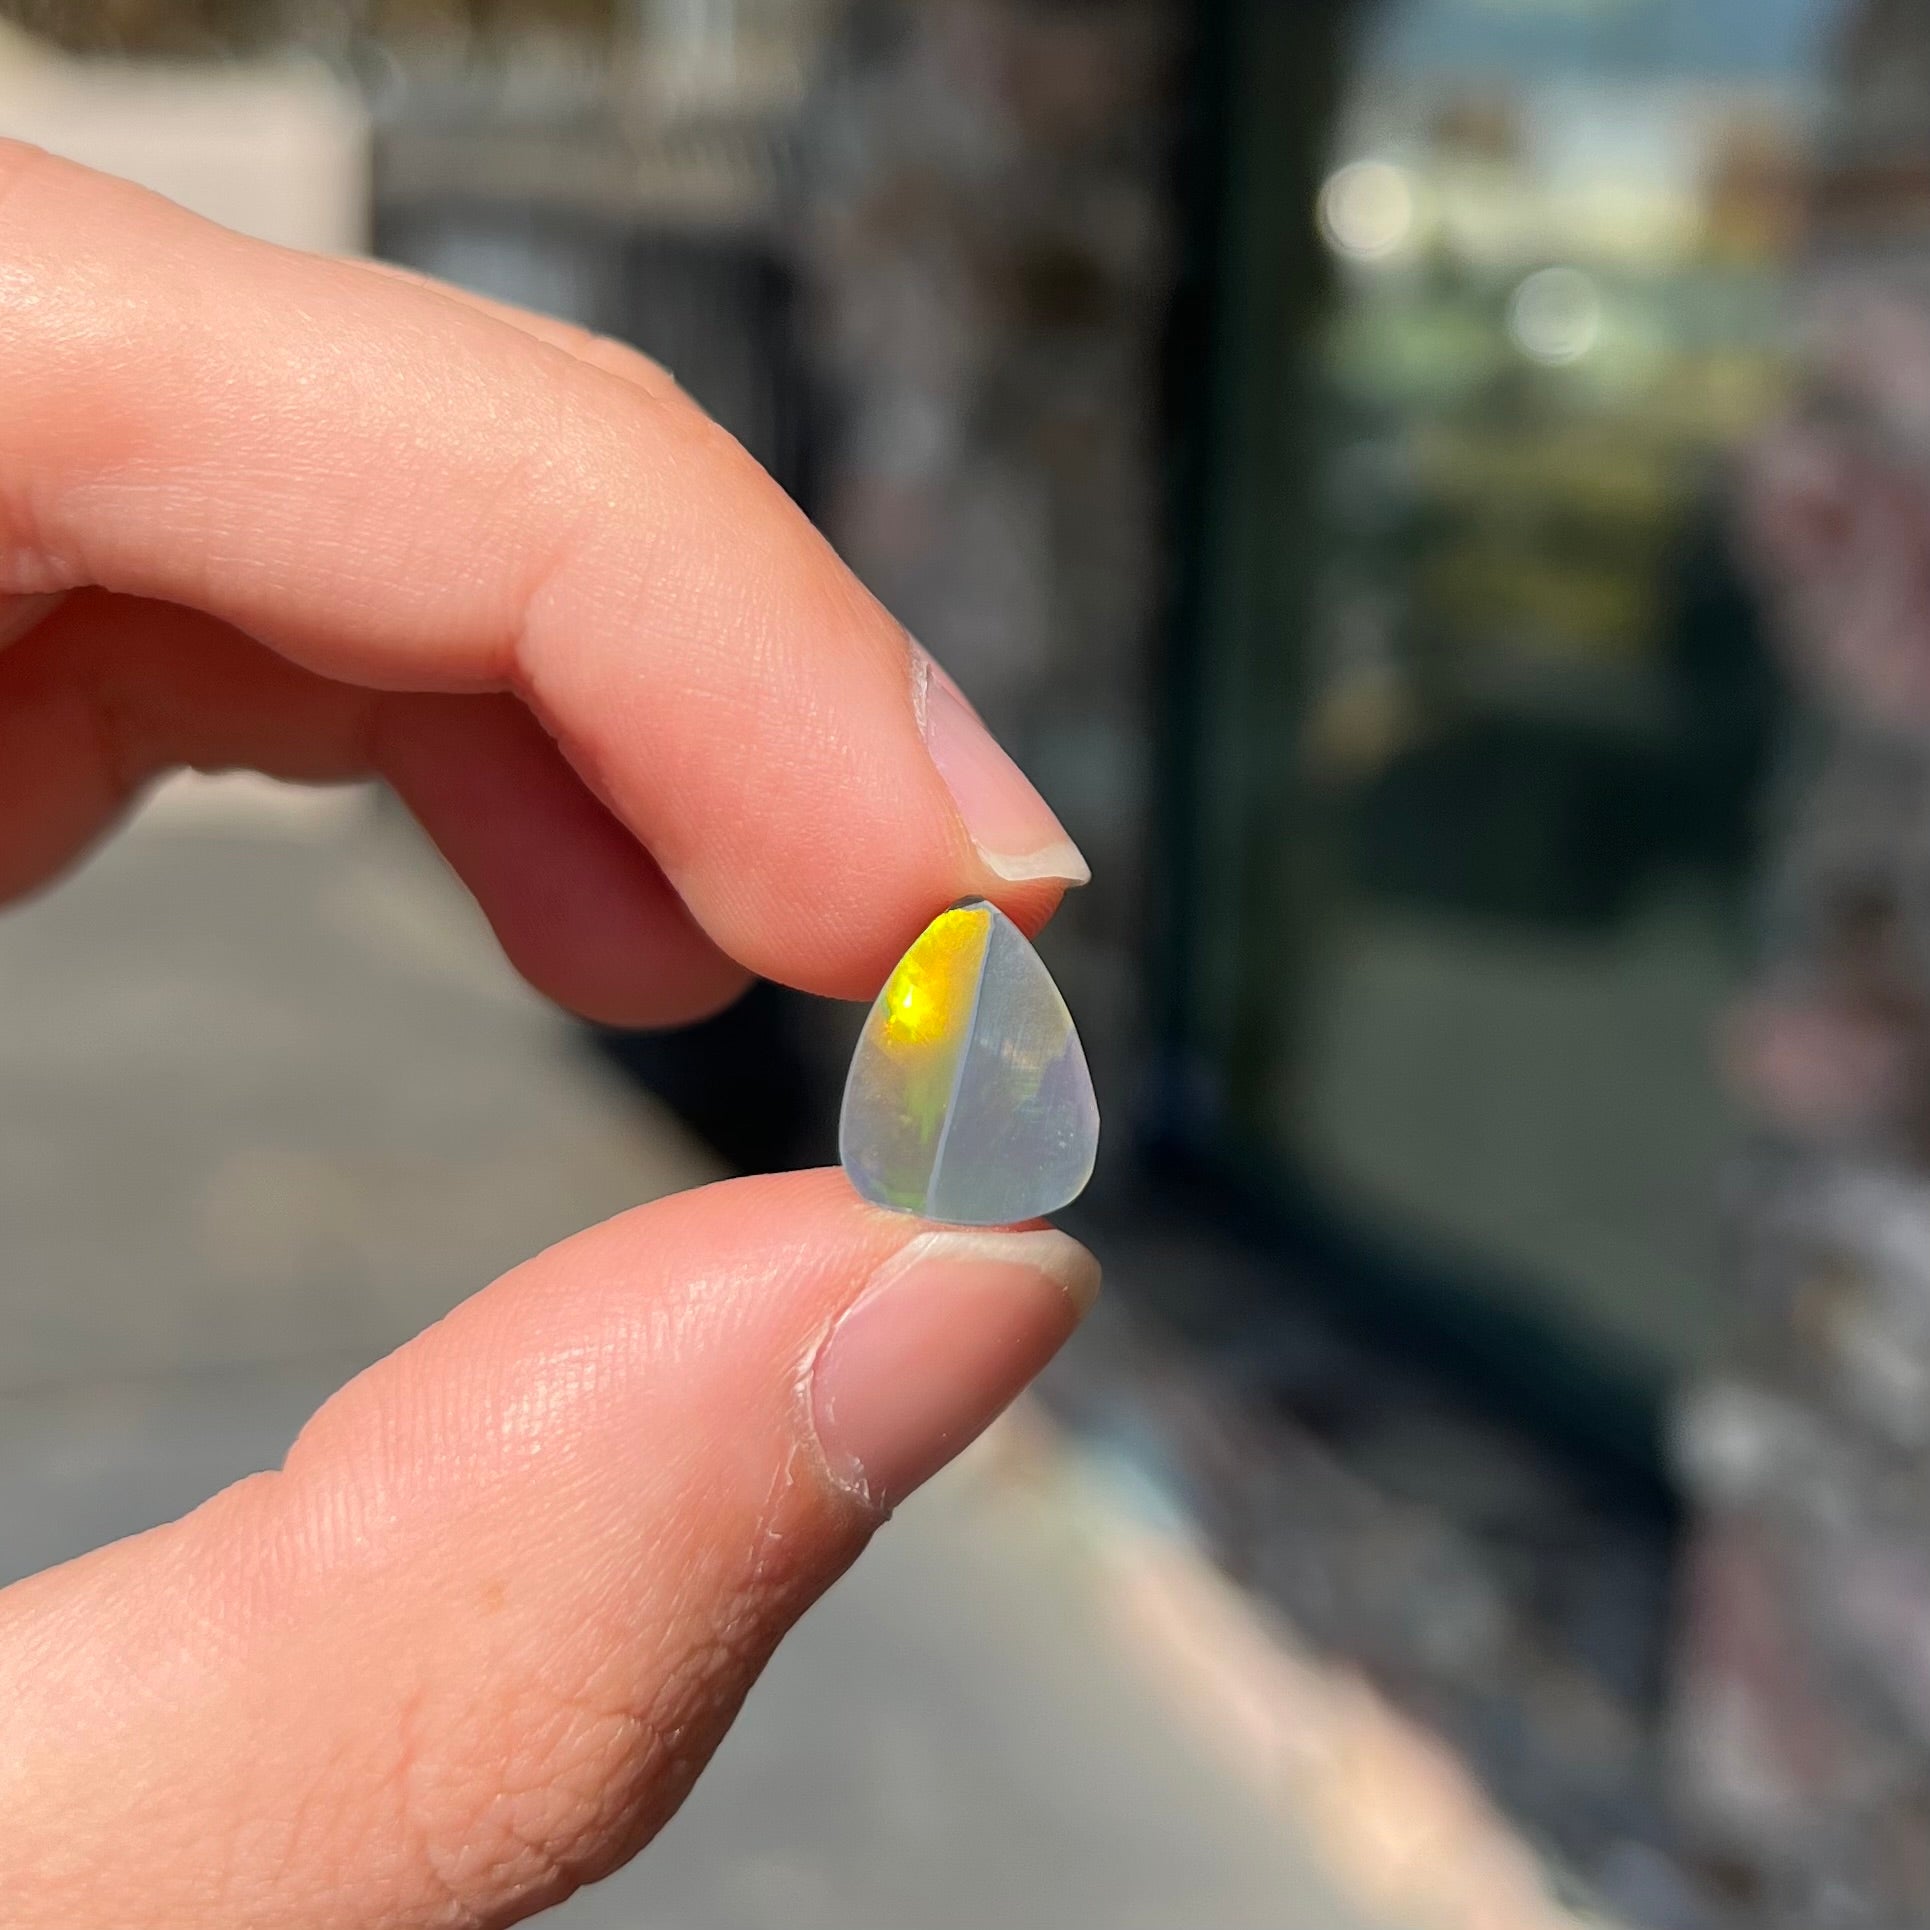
xmin=1173 ymin=0 xmax=1846 ymax=1421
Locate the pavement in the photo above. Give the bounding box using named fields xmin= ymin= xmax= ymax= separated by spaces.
xmin=0 ymin=777 xmax=1373 ymax=1930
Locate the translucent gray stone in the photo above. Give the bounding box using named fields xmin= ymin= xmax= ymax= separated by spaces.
xmin=840 ymin=899 xmax=1099 ymax=1225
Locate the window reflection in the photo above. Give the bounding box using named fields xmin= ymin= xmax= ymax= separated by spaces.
xmin=1266 ymin=0 xmax=1829 ymax=1376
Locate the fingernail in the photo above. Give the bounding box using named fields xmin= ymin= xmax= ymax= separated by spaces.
xmin=912 ymin=646 xmax=1090 ymax=887
xmin=810 ymin=1227 xmax=1100 ymax=1512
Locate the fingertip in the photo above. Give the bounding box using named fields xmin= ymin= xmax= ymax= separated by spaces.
xmin=0 ymin=1169 xmax=1098 ymax=1930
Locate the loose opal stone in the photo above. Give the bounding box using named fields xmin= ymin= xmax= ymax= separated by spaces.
xmin=840 ymin=899 xmax=1099 ymax=1225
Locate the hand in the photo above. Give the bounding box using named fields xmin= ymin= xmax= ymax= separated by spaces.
xmin=0 ymin=142 xmax=1097 ymax=1929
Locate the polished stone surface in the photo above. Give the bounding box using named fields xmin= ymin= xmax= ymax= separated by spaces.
xmin=840 ymin=900 xmax=1098 ymax=1225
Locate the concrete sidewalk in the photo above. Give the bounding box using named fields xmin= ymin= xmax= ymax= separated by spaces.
xmin=0 ymin=783 xmax=1369 ymax=1930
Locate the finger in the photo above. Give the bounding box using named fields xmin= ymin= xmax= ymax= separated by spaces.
xmin=0 ymin=1171 xmax=1098 ymax=1930
xmin=378 ymin=691 xmax=749 ymax=1026
xmin=0 ymin=591 xmax=745 ymax=1025
xmin=355 ymin=259 xmax=687 ymax=403
xmin=0 ymin=142 xmax=1087 ymax=999
xmin=0 ymin=589 xmax=64 ymax=651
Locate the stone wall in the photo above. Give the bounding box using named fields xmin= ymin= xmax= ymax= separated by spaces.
xmin=1671 ymin=3 xmax=1930 ymax=1921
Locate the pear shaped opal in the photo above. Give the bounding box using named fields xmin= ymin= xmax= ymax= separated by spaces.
xmin=839 ymin=899 xmax=1099 ymax=1225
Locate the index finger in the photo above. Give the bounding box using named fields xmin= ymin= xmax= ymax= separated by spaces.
xmin=0 ymin=142 xmax=1087 ymax=995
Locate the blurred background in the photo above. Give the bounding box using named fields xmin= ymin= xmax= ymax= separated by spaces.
xmin=7 ymin=0 xmax=1930 ymax=1925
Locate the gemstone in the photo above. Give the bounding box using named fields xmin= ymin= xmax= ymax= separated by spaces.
xmin=840 ymin=898 xmax=1099 ymax=1225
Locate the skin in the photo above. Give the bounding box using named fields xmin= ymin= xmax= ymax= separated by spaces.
xmin=0 ymin=140 xmax=1089 ymax=1928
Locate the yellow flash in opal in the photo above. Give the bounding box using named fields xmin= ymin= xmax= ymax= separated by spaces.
xmin=881 ymin=906 xmax=989 ymax=1049
xmin=839 ymin=894 xmax=1098 ymax=1224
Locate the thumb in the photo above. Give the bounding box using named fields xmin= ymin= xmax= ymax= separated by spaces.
xmin=0 ymin=1170 xmax=1097 ymax=1930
